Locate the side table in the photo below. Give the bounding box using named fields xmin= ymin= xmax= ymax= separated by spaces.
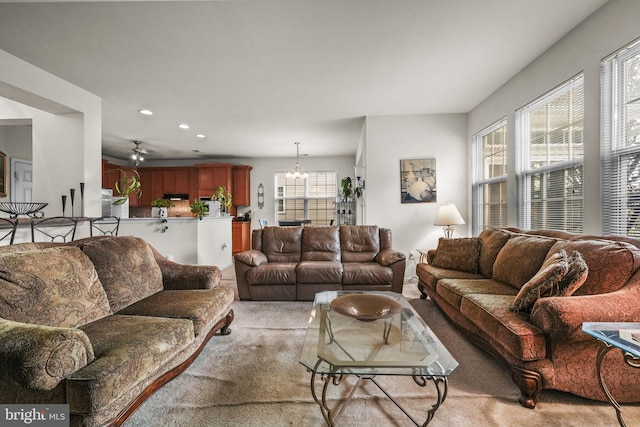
xmin=582 ymin=322 xmax=640 ymax=427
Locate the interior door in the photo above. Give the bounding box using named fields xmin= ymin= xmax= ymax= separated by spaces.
xmin=11 ymin=158 xmax=33 ymax=202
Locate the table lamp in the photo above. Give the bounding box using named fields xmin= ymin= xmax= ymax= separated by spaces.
xmin=434 ymin=203 xmax=465 ymax=238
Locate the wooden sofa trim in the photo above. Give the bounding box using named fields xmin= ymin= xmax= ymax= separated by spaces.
xmin=103 ymin=309 xmax=234 ymax=427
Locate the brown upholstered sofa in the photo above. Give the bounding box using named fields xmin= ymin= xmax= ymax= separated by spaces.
xmin=416 ymin=227 xmax=640 ymax=408
xmin=234 ymin=225 xmax=406 ymax=300
xmin=0 ymin=235 xmax=235 ymax=427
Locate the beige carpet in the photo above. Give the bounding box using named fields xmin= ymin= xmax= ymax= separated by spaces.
xmin=124 ymin=270 xmax=640 ymax=426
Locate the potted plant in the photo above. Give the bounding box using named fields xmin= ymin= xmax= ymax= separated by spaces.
xmin=189 ymin=199 xmax=209 ymax=220
xmin=340 ymin=177 xmax=362 ymax=201
xmin=151 ymin=198 xmax=175 ymax=218
xmin=112 ymin=169 xmax=142 ymax=218
xmin=212 ymin=186 xmax=233 ymax=214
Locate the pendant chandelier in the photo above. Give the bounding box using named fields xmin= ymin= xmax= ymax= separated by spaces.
xmin=285 ymin=142 xmax=309 ymax=179
xmin=131 ymin=140 xmax=144 ymax=167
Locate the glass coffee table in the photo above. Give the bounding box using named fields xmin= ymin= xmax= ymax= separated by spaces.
xmin=300 ymin=291 xmax=458 ymax=426
xmin=582 ymin=322 xmax=640 ymax=427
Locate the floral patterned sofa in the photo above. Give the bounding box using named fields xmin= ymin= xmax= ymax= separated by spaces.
xmin=0 ymin=236 xmax=235 ymax=427
xmin=416 ymin=227 xmax=640 ymax=408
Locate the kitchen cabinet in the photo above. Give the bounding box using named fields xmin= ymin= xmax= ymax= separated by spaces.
xmin=137 ymin=168 xmax=165 ymax=206
xmin=232 ymin=165 xmax=252 ymax=206
xmin=195 ymin=164 xmax=233 ymax=199
xmin=232 ymin=221 xmax=251 ymax=254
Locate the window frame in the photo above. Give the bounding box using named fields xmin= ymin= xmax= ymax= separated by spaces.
xmin=273 ymin=171 xmax=338 ymax=225
xmin=472 ymin=117 xmax=508 ymax=234
xmin=516 ymin=73 xmax=584 ymax=232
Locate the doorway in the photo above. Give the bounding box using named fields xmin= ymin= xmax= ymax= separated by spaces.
xmin=11 ymin=158 xmax=32 ymax=202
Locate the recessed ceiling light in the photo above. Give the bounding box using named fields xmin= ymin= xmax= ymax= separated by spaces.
xmin=196 ymin=133 xmax=206 ymax=138
xmin=178 ymin=123 xmax=190 ymax=129
xmin=138 ymin=109 xmax=153 ymax=116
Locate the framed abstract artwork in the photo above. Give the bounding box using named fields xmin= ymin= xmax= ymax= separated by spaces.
xmin=400 ymin=157 xmax=436 ymax=203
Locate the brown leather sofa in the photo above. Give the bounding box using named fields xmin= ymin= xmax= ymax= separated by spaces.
xmin=416 ymin=227 xmax=640 ymax=408
xmin=234 ymin=225 xmax=406 ymax=300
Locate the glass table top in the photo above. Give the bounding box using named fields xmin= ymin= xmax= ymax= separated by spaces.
xmin=299 ymin=291 xmax=458 ymax=377
xmin=582 ymin=322 xmax=640 ymax=358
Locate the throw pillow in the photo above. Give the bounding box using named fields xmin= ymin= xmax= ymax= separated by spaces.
xmin=552 ymin=250 xmax=588 ymax=297
xmin=510 ymin=250 xmax=569 ymax=312
xmin=0 ymin=247 xmax=111 ymax=328
xmin=431 ymin=237 xmax=481 ymax=274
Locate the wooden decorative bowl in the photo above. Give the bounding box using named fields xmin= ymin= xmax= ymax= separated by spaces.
xmin=330 ymin=294 xmax=402 ymax=322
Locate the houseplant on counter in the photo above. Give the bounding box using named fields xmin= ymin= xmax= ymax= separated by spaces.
xmin=151 ymin=198 xmax=175 ymax=218
xmin=112 ymin=169 xmax=142 ymax=219
xmin=189 ymin=199 xmax=209 ymax=220
xmin=212 ymin=186 xmax=233 ymax=215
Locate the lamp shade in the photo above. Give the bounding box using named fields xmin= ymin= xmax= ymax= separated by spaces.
xmin=434 ymin=203 xmax=465 ymax=226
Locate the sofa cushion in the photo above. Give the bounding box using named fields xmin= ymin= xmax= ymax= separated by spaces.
xmin=0 ymin=247 xmax=111 ymax=328
xmin=436 ymin=278 xmax=518 ymax=310
xmin=247 ymin=262 xmax=297 ymax=285
xmin=296 ymin=261 xmax=343 ymax=284
xmin=416 ymin=263 xmax=485 ymax=295
xmin=460 ymin=293 xmax=547 ymax=362
xmin=117 ymin=286 xmax=234 ymax=336
xmin=69 ymin=315 xmax=194 ymax=414
xmin=478 ymin=228 xmax=512 ymax=277
xmin=510 ymin=250 xmax=569 ymax=312
xmin=81 ymin=236 xmax=164 ymax=312
xmin=340 ymin=225 xmax=380 ymax=263
xmin=492 ymin=234 xmax=557 ymax=289
xmin=431 ymin=237 xmax=481 ymax=273
xmin=262 ymin=226 xmax=303 ymax=262
xmin=342 ymin=262 xmax=392 ymax=285
xmin=301 ymin=226 xmax=340 ymax=261
xmin=554 ymin=250 xmax=588 ymax=296
xmin=547 ymin=239 xmax=640 ymax=295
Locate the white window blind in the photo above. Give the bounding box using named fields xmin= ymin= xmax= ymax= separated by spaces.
xmin=472 ymin=118 xmax=508 ymax=234
xmin=274 ymin=171 xmax=337 ymax=225
xmin=517 ymin=74 xmax=584 ymax=232
xmin=602 ymin=38 xmax=640 ymax=236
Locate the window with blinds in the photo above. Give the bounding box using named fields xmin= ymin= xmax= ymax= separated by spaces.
xmin=472 ymin=118 xmax=508 ymax=234
xmin=274 ymin=171 xmax=337 ymax=225
xmin=602 ymin=38 xmax=640 ymax=236
xmin=516 ymin=74 xmax=584 ymax=232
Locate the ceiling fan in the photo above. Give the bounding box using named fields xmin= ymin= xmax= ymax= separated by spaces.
xmin=131 ymin=140 xmax=147 ymax=166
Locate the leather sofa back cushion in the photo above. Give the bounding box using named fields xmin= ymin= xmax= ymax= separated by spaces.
xmin=301 ymin=226 xmax=340 ymax=261
xmin=340 ymin=225 xmax=380 ymax=263
xmin=478 ymin=228 xmax=512 ymax=277
xmin=431 ymin=237 xmax=481 ymax=273
xmin=0 ymin=247 xmax=111 ymax=328
xmin=262 ymin=226 xmax=303 ymax=262
xmin=81 ymin=236 xmax=163 ymax=312
xmin=548 ymin=239 xmax=640 ymax=295
xmin=492 ymin=235 xmax=557 ymax=289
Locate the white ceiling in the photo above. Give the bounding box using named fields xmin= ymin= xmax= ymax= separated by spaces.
xmin=0 ymin=0 xmax=608 ymax=161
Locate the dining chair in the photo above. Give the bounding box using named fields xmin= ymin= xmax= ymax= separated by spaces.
xmin=90 ymin=216 xmax=120 ymax=236
xmin=0 ymin=217 xmax=18 ymax=245
xmin=31 ymin=217 xmax=78 ymax=242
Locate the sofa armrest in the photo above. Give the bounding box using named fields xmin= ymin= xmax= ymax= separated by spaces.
xmin=0 ymin=318 xmax=94 ymax=391
xmin=234 ymin=250 xmax=268 ymax=267
xmin=531 ymin=287 xmax=640 ymax=342
xmin=151 ymin=245 xmax=222 ymax=290
xmin=375 ymin=248 xmax=406 ymax=267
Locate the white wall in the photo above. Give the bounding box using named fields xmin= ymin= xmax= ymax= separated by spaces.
xmin=364 ymin=114 xmax=468 ymax=257
xmin=468 ymin=0 xmax=640 ymax=234
xmin=0 ymin=49 xmax=102 ymax=217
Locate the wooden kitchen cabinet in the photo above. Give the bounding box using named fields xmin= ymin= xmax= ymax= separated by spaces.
xmin=232 ymin=165 xmax=252 ymax=206
xmin=232 ymin=221 xmax=251 ymax=254
xmin=195 ymin=164 xmax=233 ymax=199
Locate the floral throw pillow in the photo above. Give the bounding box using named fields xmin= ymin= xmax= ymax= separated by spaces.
xmin=510 ymin=250 xmax=569 ymax=312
